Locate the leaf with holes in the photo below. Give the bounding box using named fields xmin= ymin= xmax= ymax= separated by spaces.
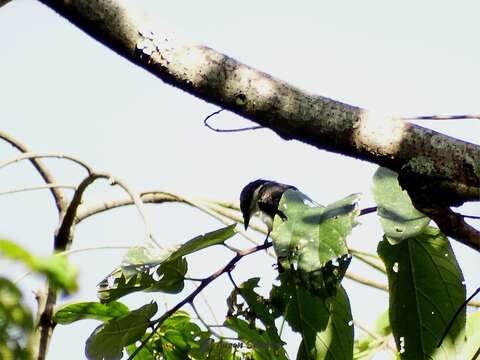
xmin=85 ymin=302 xmax=157 ymax=360
xmin=378 ymin=227 xmax=466 ymax=359
xmin=271 ymin=191 xmax=358 ymax=297
xmin=372 ymin=167 xmax=430 ymax=244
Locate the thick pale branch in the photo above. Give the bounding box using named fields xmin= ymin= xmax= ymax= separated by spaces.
xmin=38 ymin=0 xmax=480 ymax=206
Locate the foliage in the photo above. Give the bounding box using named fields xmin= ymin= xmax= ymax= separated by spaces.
xmin=0 ymin=277 xmax=33 ymax=360
xmin=0 ymin=239 xmax=78 ymax=293
xmin=2 ymin=162 xmax=476 ymax=360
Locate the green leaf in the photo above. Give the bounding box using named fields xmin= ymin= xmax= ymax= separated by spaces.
xmin=166 ymin=224 xmax=237 ymax=262
xmin=0 ymin=277 xmax=33 ymax=360
xmin=85 ymin=302 xmax=157 ymax=360
xmin=226 ymin=278 xmax=287 ymax=359
xmin=98 ymin=225 xmax=235 ymax=303
xmin=374 ymin=309 xmax=391 ymax=337
xmin=97 ymin=257 xmax=187 ymax=303
xmin=463 ymin=311 xmax=480 ymax=359
xmin=0 ymin=239 xmax=78 ymax=293
xmin=378 ymin=227 xmax=466 ymax=359
xmin=54 ymin=301 xmax=129 ymax=324
xmin=127 ymin=311 xmax=213 ymax=359
xmin=372 ymin=167 xmax=430 ymax=244
xmin=271 ymin=272 xmax=353 ymax=360
xmin=225 ymin=317 xmax=283 ymax=360
xmin=271 ymin=191 xmax=358 ymax=297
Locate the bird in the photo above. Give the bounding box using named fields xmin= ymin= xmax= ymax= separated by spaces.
xmin=239 ymin=179 xmax=297 ymax=243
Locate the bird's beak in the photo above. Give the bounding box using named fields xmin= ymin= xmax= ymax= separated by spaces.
xmin=243 ymin=217 xmax=249 ymax=230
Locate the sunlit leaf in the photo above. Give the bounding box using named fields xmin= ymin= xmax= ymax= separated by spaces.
xmin=271 ymin=191 xmax=358 ymax=297
xmin=271 ymin=271 xmax=353 ymax=360
xmin=54 ymin=301 xmax=129 ymax=324
xmin=167 ymin=224 xmax=237 ymax=261
xmin=372 ymin=167 xmax=430 ymax=244
xmin=85 ymin=302 xmax=157 ymax=360
xmin=378 ymin=227 xmax=465 ymax=359
xmin=462 ymin=311 xmax=480 ymax=359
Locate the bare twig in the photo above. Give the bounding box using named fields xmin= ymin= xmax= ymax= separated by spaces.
xmin=403 ymin=114 xmax=480 ymax=121
xmin=0 ymin=152 xmax=93 ymax=174
xmin=128 ymin=241 xmax=271 ymax=359
xmin=345 ymin=272 xmax=388 ymax=292
xmin=0 ymin=131 xmax=65 ymax=213
xmin=438 ymin=287 xmax=480 ymax=348
xmin=0 ymin=184 xmax=76 ymax=196
xmin=353 ymin=320 xmax=396 ymax=353
xmin=204 ymin=109 xmax=263 ymax=132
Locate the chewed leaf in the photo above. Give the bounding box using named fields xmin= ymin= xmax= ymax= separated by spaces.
xmin=372 ymin=167 xmax=430 ymax=244
xmin=271 ymin=191 xmax=358 ymax=297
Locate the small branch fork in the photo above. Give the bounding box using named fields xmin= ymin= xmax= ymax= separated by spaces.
xmin=128 ymin=241 xmax=271 ymax=359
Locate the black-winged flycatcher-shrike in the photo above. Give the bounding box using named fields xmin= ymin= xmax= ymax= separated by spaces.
xmin=240 ymin=179 xmax=297 ymax=242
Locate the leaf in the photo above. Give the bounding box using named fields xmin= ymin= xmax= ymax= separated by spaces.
xmin=225 ymin=317 xmax=284 ymax=360
xmin=271 ymin=191 xmax=358 ymax=297
xmin=54 ymin=301 xmax=129 ymax=324
xmin=462 ymin=311 xmax=480 ymax=359
xmin=127 ymin=311 xmax=212 ymax=359
xmin=166 ymin=224 xmax=237 ymax=262
xmin=378 ymin=227 xmax=466 ymax=359
xmin=98 ymin=225 xmax=235 ymax=303
xmin=0 ymin=277 xmax=33 ymax=360
xmin=85 ymin=302 xmax=157 ymax=360
xmin=0 ymin=239 xmax=78 ymax=293
xmin=372 ymin=167 xmax=430 ymax=244
xmin=226 ymin=278 xmax=287 ymax=359
xmin=270 ymin=272 xmax=353 ymax=360
xmin=97 ymin=257 xmax=187 ymax=303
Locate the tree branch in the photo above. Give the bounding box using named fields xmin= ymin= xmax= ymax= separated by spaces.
xmin=37 ymin=0 xmax=480 ymax=248
xmin=0 ymin=131 xmax=65 ymax=213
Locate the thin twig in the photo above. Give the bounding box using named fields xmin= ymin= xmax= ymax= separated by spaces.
xmin=438 ymin=287 xmax=480 ymax=348
xmin=190 ymin=302 xmax=223 ymax=340
xmin=353 ymin=320 xmax=396 ymax=353
xmin=0 ymin=131 xmax=64 ymax=213
xmin=128 ymin=241 xmax=272 ymax=359
xmin=107 ymin=177 xmax=159 ymax=248
xmin=0 ymin=184 xmax=76 ymax=196
xmin=345 ymin=271 xmax=388 ymax=292
xmin=0 ymin=152 xmax=93 ymax=174
xmin=204 ymin=109 xmax=263 ymax=132
xmin=402 ymin=114 xmax=480 ymax=121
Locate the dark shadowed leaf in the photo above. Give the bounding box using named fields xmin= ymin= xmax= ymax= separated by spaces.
xmin=54 ymin=301 xmax=129 ymax=324
xmin=271 ymin=272 xmax=353 ymax=360
xmin=372 ymin=167 xmax=430 ymax=244
xmin=378 ymin=227 xmax=466 ymax=359
xmin=127 ymin=311 xmax=213 ymax=359
xmin=97 ymin=257 xmax=187 ymax=303
xmin=226 ymin=278 xmax=287 ymax=360
xmin=85 ymin=302 xmax=157 ymax=360
xmin=271 ymin=191 xmax=358 ymax=297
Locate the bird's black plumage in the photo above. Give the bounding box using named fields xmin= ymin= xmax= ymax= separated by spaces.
xmin=240 ymin=179 xmax=296 ymax=231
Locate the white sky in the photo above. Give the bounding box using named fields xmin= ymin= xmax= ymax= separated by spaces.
xmin=0 ymin=1 xmax=479 ymax=359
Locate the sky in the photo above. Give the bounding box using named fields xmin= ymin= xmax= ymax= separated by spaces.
xmin=0 ymin=1 xmax=479 ymax=359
